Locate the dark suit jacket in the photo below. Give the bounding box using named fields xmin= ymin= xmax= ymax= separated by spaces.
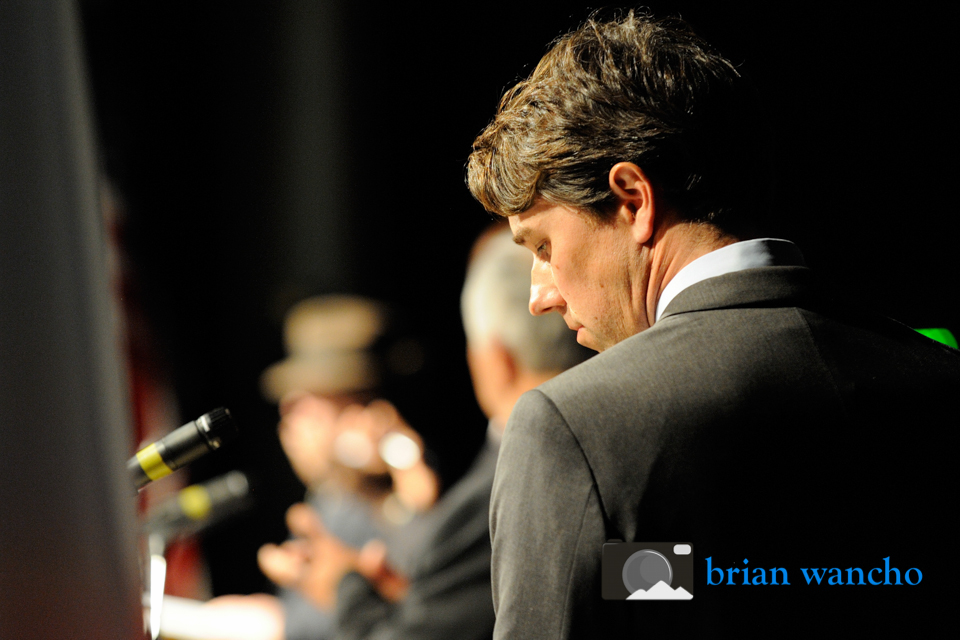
xmin=335 ymin=438 xmax=498 ymax=640
xmin=491 ymin=266 xmax=958 ymax=638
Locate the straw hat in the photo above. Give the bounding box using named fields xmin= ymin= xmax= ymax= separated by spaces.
xmin=260 ymin=295 xmax=387 ymax=401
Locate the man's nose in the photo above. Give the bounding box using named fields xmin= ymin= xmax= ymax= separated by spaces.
xmin=529 ymin=262 xmax=564 ymax=316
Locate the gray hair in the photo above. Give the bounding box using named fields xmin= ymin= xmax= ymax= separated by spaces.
xmin=461 ymin=227 xmax=591 ymax=372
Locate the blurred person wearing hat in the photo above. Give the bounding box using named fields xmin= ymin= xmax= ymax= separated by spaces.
xmin=201 ymin=295 xmax=416 ymax=640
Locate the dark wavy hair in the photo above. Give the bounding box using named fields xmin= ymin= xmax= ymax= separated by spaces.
xmin=467 ymin=10 xmax=772 ymax=234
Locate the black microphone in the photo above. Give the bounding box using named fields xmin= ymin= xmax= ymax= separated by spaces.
xmin=128 ymin=407 xmax=238 ymax=491
xmin=144 ymin=470 xmax=252 ymax=541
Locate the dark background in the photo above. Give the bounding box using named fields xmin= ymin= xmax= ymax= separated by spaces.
xmin=77 ymin=1 xmax=958 ymax=596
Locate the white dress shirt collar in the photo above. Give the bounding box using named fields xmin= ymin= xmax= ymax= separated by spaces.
xmin=655 ymin=238 xmax=806 ymax=322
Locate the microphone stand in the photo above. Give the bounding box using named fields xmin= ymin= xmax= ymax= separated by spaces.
xmin=145 ymin=533 xmax=168 ymax=640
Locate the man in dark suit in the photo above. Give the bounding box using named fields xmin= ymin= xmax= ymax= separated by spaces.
xmin=466 ymin=10 xmax=958 ymax=638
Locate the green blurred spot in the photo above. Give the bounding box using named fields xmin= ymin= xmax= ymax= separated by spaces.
xmin=915 ymin=328 xmax=958 ymax=349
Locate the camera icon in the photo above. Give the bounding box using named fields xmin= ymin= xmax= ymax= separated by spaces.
xmin=601 ymin=542 xmax=694 ymax=600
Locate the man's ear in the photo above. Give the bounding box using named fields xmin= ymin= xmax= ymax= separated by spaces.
xmin=467 ymin=339 xmax=517 ymax=421
xmin=608 ymin=162 xmax=656 ymax=244
xmin=487 ymin=339 xmax=518 ymax=389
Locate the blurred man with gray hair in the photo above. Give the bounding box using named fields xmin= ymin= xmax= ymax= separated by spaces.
xmin=312 ymin=222 xmax=592 ymax=639
xmin=461 ymin=223 xmax=593 ymax=433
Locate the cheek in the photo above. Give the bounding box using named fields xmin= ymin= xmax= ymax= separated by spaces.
xmin=553 ymin=266 xmax=596 ymax=316
xmin=555 ymin=251 xmax=592 ymax=293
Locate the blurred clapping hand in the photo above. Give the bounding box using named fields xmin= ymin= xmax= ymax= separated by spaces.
xmin=258 ymin=503 xmax=409 ymax=610
xmin=329 ymin=400 xmax=439 ymax=513
xmin=278 ymin=393 xmax=439 ymax=514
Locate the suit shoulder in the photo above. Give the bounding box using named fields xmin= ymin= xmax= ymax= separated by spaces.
xmin=534 ymin=319 xmax=694 ymax=410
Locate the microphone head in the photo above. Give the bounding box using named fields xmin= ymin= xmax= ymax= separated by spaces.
xmin=129 ymin=407 xmax=241 ymax=491
xmin=144 ymin=470 xmax=253 ymax=540
xmin=196 ymin=407 xmax=238 ymax=450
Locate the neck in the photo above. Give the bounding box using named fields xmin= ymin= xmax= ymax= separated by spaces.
xmin=643 ymin=220 xmax=740 ymax=326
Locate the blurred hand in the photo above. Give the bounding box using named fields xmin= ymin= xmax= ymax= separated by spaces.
xmin=257 ymin=537 xmax=310 ymax=589
xmin=259 ymin=503 xmax=361 ymax=610
xmin=332 ymin=400 xmax=440 ymax=512
xmin=356 ymin=539 xmax=410 ymax=603
xmin=277 ymin=395 xmax=440 ymax=511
